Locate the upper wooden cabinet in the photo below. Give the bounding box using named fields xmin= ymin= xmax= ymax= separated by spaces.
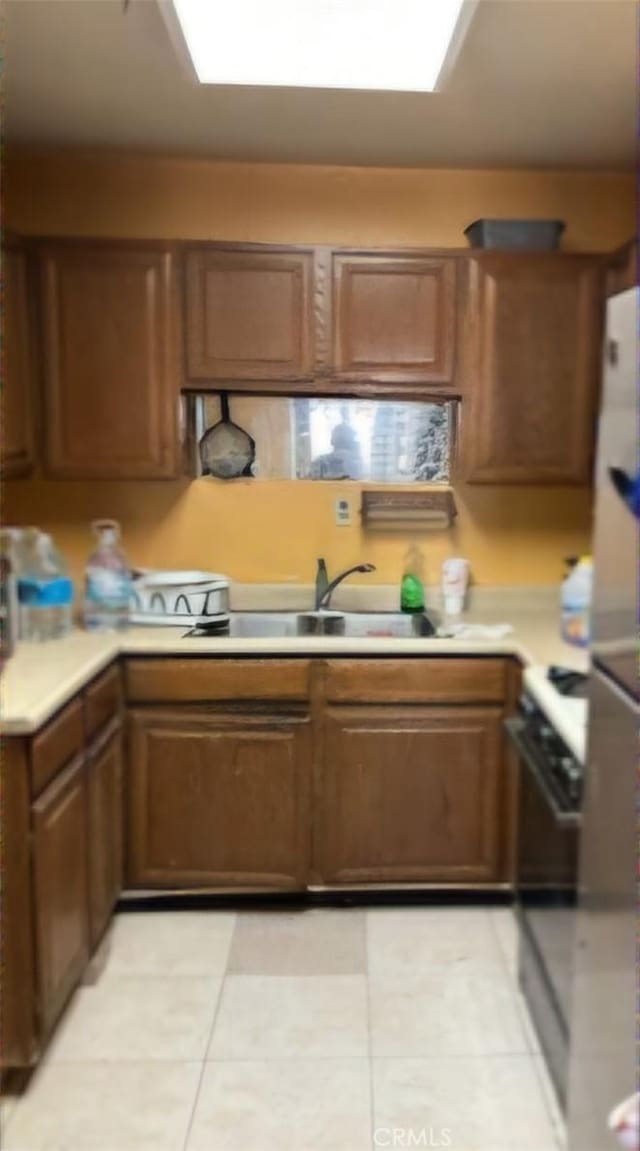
xmin=39 ymin=243 xmax=180 ymax=479
xmin=2 ymin=241 xmax=35 ymax=478
xmin=606 ymin=238 xmax=637 ymax=296
xmin=460 ymin=253 xmax=603 ymax=484
xmin=185 ymin=246 xmax=314 ymax=385
xmin=330 ymin=252 xmax=457 ymax=388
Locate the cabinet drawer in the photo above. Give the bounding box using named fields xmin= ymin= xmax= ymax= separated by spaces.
xmin=125 ymin=658 xmax=311 ymax=703
xmin=323 ymin=658 xmax=507 ymax=704
xmin=31 ymin=697 xmax=84 ymax=797
xmin=85 ymin=665 xmax=122 ymax=740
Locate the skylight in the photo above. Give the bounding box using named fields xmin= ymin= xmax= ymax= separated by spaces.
xmin=171 ymin=0 xmax=468 ymax=92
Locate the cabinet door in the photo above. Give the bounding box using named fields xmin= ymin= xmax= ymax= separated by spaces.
xmin=87 ymin=721 xmax=123 ymax=950
xmin=318 ymin=706 xmax=503 ymax=884
xmin=2 ymin=243 xmax=35 ymax=478
xmin=39 ymin=244 xmax=179 ymax=478
xmin=2 ymin=739 xmax=37 ymax=1069
xmin=332 ymin=253 xmax=456 ymax=386
xmin=461 ymin=254 xmax=602 ymax=483
xmin=32 ymin=754 xmax=89 ymax=1036
xmin=127 ymin=709 xmax=311 ymax=889
xmin=185 ymin=247 xmax=314 ymax=384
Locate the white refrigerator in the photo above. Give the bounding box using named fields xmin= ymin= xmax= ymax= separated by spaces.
xmin=567 ymin=284 xmax=639 ymax=1149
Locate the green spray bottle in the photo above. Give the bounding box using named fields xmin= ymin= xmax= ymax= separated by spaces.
xmin=400 ymin=544 xmax=425 ymax=613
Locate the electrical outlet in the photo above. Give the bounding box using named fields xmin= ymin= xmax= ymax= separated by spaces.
xmin=335 ymin=498 xmax=352 ymax=526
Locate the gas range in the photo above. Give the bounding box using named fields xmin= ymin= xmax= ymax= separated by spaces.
xmin=515 ymin=666 xmax=589 ymax=813
xmin=517 ymin=691 xmax=584 ymax=812
xmin=506 ymin=665 xmax=588 ymax=1109
xmin=521 ymin=664 xmax=589 ymax=768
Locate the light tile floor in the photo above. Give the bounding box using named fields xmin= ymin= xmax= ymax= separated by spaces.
xmin=1 ymin=906 xmax=565 ymax=1151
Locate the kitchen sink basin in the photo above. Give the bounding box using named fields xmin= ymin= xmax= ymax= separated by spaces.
xmin=215 ymin=610 xmax=439 ymax=639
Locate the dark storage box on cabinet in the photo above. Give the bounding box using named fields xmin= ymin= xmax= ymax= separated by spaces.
xmin=464 ymin=219 xmax=566 ymax=250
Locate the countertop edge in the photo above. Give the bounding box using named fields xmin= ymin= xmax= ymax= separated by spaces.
xmin=0 ymin=625 xmax=588 ymax=736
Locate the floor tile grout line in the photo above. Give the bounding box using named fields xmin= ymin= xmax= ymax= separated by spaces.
xmin=181 ymin=938 xmax=234 ymax=1151
xmin=364 ymin=912 xmax=377 ymax=1150
xmin=486 ymin=905 xmax=519 ymax=983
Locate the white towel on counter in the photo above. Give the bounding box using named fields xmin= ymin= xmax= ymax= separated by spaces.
xmin=438 ymin=623 xmax=514 ymax=640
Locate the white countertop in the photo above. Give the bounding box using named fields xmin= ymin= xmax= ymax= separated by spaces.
xmin=1 ymin=597 xmax=589 ymax=738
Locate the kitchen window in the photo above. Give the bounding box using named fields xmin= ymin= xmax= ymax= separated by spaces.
xmin=192 ymin=396 xmax=454 ymax=483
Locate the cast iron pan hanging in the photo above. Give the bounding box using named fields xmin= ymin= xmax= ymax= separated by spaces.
xmin=199 ymin=393 xmax=256 ymax=479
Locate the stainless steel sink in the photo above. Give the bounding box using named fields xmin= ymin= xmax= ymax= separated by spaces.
xmin=219 ymin=610 xmax=438 ymax=639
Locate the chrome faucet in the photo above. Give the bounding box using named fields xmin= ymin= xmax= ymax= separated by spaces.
xmin=315 ymin=558 xmax=376 ymax=611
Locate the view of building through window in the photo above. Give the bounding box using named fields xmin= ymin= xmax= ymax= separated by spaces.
xmin=294 ymin=399 xmax=450 ymax=482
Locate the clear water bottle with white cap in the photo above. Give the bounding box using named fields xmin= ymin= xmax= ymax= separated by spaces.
xmin=83 ymin=519 xmax=131 ymax=631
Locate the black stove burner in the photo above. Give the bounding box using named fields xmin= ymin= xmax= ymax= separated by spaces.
xmin=547 ymin=665 xmax=589 ymax=699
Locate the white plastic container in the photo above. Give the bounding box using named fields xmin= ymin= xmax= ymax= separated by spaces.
xmin=561 ymin=556 xmax=593 ymax=647
xmin=129 ymin=570 xmax=230 ymax=627
xmin=441 ymin=557 xmax=470 ymax=617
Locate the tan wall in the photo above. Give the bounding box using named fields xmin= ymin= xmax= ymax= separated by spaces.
xmin=5 ymin=148 xmax=633 ymax=591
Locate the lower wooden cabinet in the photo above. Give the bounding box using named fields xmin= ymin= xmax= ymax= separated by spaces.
xmin=127 ymin=708 xmax=312 ymax=889
xmin=2 ymin=740 xmax=37 ymax=1070
xmin=317 ymin=705 xmax=503 ymax=884
xmin=87 ymin=719 xmax=124 ymax=949
xmin=32 ymin=754 xmax=90 ymax=1037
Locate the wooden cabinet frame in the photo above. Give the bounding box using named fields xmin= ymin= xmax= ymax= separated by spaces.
xmin=2 ymin=238 xmax=36 ymax=478
xmin=127 ymin=705 xmax=312 ymax=890
xmin=458 ymin=252 xmax=603 ymax=484
xmin=317 ymin=704 xmax=504 ymax=885
xmin=7 ymin=236 xmax=605 ymax=481
xmin=184 ymin=244 xmax=315 ymax=386
xmin=330 ymin=251 xmax=457 ymax=387
xmin=38 ymin=239 xmax=181 ymax=479
xmin=1 ymin=662 xmax=123 ymax=1073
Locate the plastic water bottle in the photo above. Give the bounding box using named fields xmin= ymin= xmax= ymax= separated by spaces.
xmin=84 ymin=520 xmax=131 ymax=631
xmin=561 ymin=555 xmax=593 ymax=647
xmin=18 ymin=529 xmax=74 ymax=642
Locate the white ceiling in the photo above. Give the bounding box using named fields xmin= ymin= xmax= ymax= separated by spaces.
xmin=4 ymin=0 xmax=637 ymax=168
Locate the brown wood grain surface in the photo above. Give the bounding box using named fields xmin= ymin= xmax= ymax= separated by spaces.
xmin=331 ymin=252 xmax=457 ymax=387
xmin=317 ymin=704 xmax=503 ymax=884
xmin=31 ymin=697 xmax=84 ymax=798
xmin=87 ymin=719 xmax=124 ymax=948
xmin=126 ymin=707 xmax=312 ymax=889
xmin=32 ymin=754 xmax=90 ymax=1037
xmin=184 ymin=246 xmax=314 ymax=383
xmin=84 ymin=665 xmax=123 ymax=742
xmin=125 ymin=658 xmax=311 ymax=703
xmin=39 ymin=243 xmax=180 ymax=479
xmin=323 ymin=657 xmax=507 ymax=704
xmin=460 ymin=252 xmax=602 ymax=484
xmin=2 ymin=240 xmax=35 ymax=479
